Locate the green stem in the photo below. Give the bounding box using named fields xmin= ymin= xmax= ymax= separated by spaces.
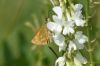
xmin=48 ymin=46 xmax=58 ymax=58
xmin=87 ymin=24 xmax=94 ymax=66
xmin=87 ymin=29 xmax=94 ymax=66
xmin=85 ymin=0 xmax=94 ymax=66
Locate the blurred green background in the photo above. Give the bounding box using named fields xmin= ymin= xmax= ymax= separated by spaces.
xmin=0 ymin=0 xmax=100 ymax=66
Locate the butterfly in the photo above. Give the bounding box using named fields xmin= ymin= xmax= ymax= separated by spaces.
xmin=31 ymin=24 xmax=50 ymax=45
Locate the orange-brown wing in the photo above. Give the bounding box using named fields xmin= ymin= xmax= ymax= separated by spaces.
xmin=31 ymin=25 xmax=49 ymax=45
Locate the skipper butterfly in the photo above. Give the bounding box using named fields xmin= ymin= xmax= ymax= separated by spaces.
xmin=31 ymin=24 xmax=50 ymax=45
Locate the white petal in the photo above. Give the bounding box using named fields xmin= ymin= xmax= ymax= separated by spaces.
xmin=53 ymin=6 xmax=62 ymax=18
xmin=74 ymin=57 xmax=82 ymax=66
xmin=75 ymin=11 xmax=83 ymax=18
xmin=78 ymin=35 xmax=88 ymax=44
xmin=53 ymin=34 xmax=65 ymax=46
xmin=52 ymin=15 xmax=60 ymax=22
xmin=63 ymin=27 xmax=74 ymax=35
xmin=73 ymin=11 xmax=83 ymax=20
xmin=63 ymin=20 xmax=75 ymax=35
xmin=74 ymin=40 xmax=84 ymax=49
xmin=75 ymin=31 xmax=88 ymax=44
xmin=74 ymin=18 xmax=85 ymax=27
xmin=55 ymin=57 xmax=65 ymax=66
xmin=55 ymin=23 xmax=62 ymax=33
xmin=75 ymin=4 xmax=83 ymax=11
xmin=52 ymin=15 xmax=63 ymax=25
xmin=47 ymin=22 xmax=56 ymax=31
xmin=63 ymin=27 xmax=69 ymax=35
xmin=59 ymin=44 xmax=67 ymax=52
xmin=47 ymin=22 xmax=62 ymax=33
xmin=75 ymin=52 xmax=87 ymax=64
xmin=68 ymin=41 xmax=77 ymax=53
xmin=69 ymin=27 xmax=75 ymax=34
xmin=64 ymin=20 xmax=74 ymax=27
xmin=75 ymin=31 xmax=83 ymax=37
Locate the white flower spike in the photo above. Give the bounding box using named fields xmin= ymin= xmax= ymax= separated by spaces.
xmin=47 ymin=1 xmax=88 ymax=66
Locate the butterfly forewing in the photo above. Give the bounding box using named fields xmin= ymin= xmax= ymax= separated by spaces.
xmin=32 ymin=25 xmax=49 ymax=45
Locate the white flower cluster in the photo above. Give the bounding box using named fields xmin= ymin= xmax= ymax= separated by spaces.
xmin=47 ymin=1 xmax=88 ymax=66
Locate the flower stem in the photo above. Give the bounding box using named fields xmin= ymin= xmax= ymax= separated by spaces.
xmin=85 ymin=0 xmax=94 ymax=66
xmin=87 ymin=26 xmax=94 ymax=66
xmin=48 ymin=46 xmax=58 ymax=58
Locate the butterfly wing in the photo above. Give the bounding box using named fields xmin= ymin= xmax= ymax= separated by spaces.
xmin=32 ymin=25 xmax=49 ymax=45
